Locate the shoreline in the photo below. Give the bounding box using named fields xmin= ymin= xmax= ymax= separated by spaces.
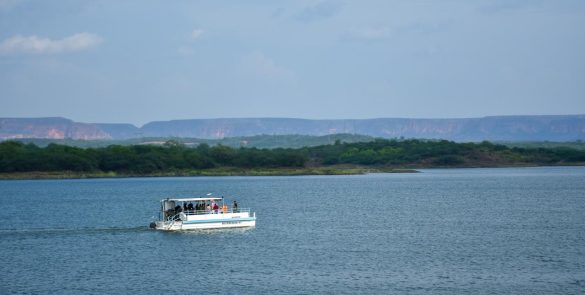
xmin=0 ymin=167 xmax=418 ymax=180
xmin=1 ymin=164 xmax=584 ymax=180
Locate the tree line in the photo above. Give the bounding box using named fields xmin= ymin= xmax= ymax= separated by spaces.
xmin=0 ymin=140 xmax=307 ymax=173
xmin=1 ymin=139 xmax=584 ymax=174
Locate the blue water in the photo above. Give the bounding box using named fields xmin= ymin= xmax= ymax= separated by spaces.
xmin=1 ymin=167 xmax=584 ymax=294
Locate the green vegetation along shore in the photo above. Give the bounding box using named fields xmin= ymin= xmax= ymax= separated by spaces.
xmin=14 ymin=134 xmax=585 ymax=151
xmin=1 ymin=139 xmax=584 ymax=179
xmin=0 ymin=167 xmax=417 ymax=180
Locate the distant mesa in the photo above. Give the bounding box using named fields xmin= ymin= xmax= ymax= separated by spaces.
xmin=0 ymin=117 xmax=112 ymax=140
xmin=1 ymin=115 xmax=585 ymax=142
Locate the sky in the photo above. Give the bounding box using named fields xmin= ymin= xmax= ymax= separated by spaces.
xmin=0 ymin=0 xmax=584 ymax=126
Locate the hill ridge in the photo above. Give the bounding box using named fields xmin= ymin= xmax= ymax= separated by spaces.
xmin=1 ymin=115 xmax=584 ymax=142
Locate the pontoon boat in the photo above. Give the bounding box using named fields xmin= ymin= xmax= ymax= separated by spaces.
xmin=150 ymin=197 xmax=256 ymax=231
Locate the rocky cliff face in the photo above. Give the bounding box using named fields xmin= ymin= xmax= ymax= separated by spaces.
xmin=0 ymin=117 xmax=112 ymax=140
xmin=1 ymin=115 xmax=584 ymax=142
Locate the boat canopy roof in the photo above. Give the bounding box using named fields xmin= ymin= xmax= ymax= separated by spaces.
xmin=163 ymin=197 xmax=223 ymax=202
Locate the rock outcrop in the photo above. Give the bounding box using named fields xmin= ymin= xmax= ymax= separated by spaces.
xmin=0 ymin=117 xmax=112 ymax=140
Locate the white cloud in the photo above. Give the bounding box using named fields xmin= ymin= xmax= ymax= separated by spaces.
xmin=191 ymin=29 xmax=204 ymax=40
xmin=0 ymin=33 xmax=102 ymax=55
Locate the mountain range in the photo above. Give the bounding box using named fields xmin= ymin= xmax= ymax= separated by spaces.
xmin=1 ymin=115 xmax=584 ymax=142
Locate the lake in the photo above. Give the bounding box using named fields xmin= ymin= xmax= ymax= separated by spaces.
xmin=1 ymin=167 xmax=584 ymax=294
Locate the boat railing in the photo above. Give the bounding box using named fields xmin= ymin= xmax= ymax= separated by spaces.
xmin=165 ymin=213 xmax=182 ymax=222
xmin=183 ymin=208 xmax=251 ymax=215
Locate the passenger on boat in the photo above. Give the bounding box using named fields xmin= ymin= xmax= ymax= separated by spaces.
xmin=213 ymin=202 xmax=219 ymax=214
xmin=233 ymin=200 xmax=238 ymax=213
xmin=187 ymin=203 xmax=194 ymax=211
xmin=165 ymin=209 xmax=173 ymax=219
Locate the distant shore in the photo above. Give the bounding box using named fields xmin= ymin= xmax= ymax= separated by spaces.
xmin=3 ymin=138 xmax=584 ymax=180
xmin=3 ymin=164 xmax=585 ymax=180
xmin=0 ymin=167 xmax=419 ymax=180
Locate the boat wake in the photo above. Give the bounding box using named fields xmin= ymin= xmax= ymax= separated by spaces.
xmin=0 ymin=226 xmax=150 ymax=236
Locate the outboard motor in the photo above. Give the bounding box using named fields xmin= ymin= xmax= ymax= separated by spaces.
xmin=149 ymin=222 xmax=157 ymax=229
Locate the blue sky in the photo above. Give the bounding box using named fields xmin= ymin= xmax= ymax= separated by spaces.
xmin=1 ymin=0 xmax=584 ymax=125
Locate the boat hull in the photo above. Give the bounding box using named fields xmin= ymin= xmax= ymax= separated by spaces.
xmin=153 ymin=213 xmax=256 ymax=231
